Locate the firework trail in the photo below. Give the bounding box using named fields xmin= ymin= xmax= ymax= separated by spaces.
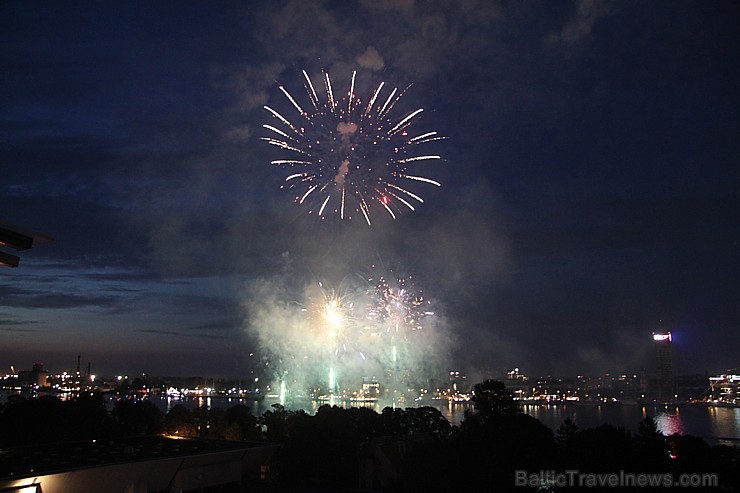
xmin=262 ymin=70 xmax=444 ymax=225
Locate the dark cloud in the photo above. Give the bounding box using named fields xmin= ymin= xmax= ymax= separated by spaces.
xmin=0 ymin=320 xmax=33 ymax=326
xmin=0 ymin=286 xmax=120 ymax=310
xmin=136 ymin=328 xmax=227 ymax=340
xmin=0 ymin=319 xmax=40 ymax=329
xmin=544 ymin=0 xmax=613 ymax=46
xmin=186 ymin=318 xmax=244 ymax=333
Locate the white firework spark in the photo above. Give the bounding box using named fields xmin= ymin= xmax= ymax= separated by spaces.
xmin=262 ymin=70 xmax=444 ymax=225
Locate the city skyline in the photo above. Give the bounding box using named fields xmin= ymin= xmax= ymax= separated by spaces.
xmin=2 ymin=2 xmax=739 ymax=378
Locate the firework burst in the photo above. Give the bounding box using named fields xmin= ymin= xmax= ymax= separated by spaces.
xmin=366 ymin=272 xmax=429 ymax=335
xmin=262 ymin=70 xmax=444 ymax=225
xmin=304 ymin=282 xmax=360 ymax=359
xmin=302 ymin=281 xmax=367 ymax=395
xmin=360 ymin=267 xmax=437 ymax=400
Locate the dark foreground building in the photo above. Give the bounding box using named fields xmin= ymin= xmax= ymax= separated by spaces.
xmin=0 ymin=436 xmax=278 ymax=493
xmin=0 ymin=221 xmax=52 ymax=268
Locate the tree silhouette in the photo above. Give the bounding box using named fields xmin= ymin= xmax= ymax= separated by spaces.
xmin=569 ymin=423 xmax=634 ymax=471
xmin=164 ymin=404 xmax=197 ymax=437
xmin=112 ymin=399 xmax=163 ymax=436
xmin=470 ymin=379 xmax=519 ymax=420
xmin=65 ymin=393 xmax=111 ymax=441
xmin=556 ymin=417 xmax=579 ymax=449
xmin=634 ymin=416 xmax=670 ymax=471
xmin=224 ymin=405 xmax=260 ymax=441
xmin=0 ymin=396 xmax=66 ymax=445
xmin=260 ymin=403 xmax=290 ymax=442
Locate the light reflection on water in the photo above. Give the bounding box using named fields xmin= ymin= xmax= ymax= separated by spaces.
xmin=151 ymin=396 xmax=739 ymax=443
xmin=521 ymin=403 xmax=740 ymax=444
xmin=155 ymin=395 xmax=472 ymax=425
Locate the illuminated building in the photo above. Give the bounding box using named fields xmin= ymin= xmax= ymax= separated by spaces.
xmin=506 ymin=368 xmax=531 ymax=400
xmin=613 ymin=374 xmax=641 ymax=401
xmin=17 ymin=363 xmax=49 ymax=389
xmin=362 ymin=377 xmax=380 ymax=400
xmin=709 ymin=370 xmax=740 ymax=404
xmin=651 ymin=332 xmax=675 ymax=402
xmin=507 ymin=367 xmax=527 ymax=381
xmin=449 ymin=370 xmax=467 ymax=393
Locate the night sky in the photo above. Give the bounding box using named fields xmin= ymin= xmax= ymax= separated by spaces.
xmin=2 ymin=1 xmax=738 ymax=378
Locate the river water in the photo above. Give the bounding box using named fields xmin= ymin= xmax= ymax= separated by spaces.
xmin=521 ymin=403 xmax=740 ymax=445
xmin=151 ymin=396 xmax=740 ymax=445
